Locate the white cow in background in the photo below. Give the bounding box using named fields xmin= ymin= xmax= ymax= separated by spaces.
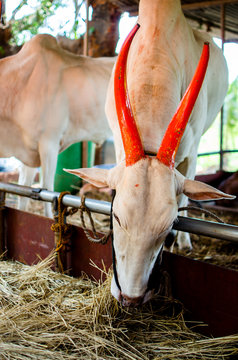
xmin=0 ymin=34 xmax=115 ymax=216
xmin=65 ymin=0 xmax=235 ymax=306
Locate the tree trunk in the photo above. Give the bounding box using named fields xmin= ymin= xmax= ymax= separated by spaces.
xmin=89 ymin=0 xmax=121 ymax=57
xmin=85 ymin=1 xmax=121 ymax=165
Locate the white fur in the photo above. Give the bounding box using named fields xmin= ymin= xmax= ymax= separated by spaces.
xmin=66 ymin=160 xmax=234 ymax=302
xmin=66 ymin=0 xmax=233 ymax=304
xmin=0 ymin=34 xmax=115 ymax=217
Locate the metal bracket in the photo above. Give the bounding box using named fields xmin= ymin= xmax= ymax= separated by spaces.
xmin=31 ymin=187 xmax=47 ymax=200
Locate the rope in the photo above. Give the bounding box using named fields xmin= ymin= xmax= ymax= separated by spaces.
xmin=51 ymin=191 xmax=111 ymax=272
xmin=79 ymin=195 xmax=112 ymax=245
xmin=50 ymin=191 xmax=113 ymax=271
xmin=178 ymin=205 xmax=225 ymax=223
xmin=51 ymin=191 xmax=73 ymax=272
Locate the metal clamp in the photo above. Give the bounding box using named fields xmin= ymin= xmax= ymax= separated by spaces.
xmin=31 ymin=187 xmax=47 ymax=200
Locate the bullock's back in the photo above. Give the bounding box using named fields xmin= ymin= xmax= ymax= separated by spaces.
xmin=20 ymin=34 xmax=115 ymax=75
xmin=0 ymin=33 xmax=115 ymax=127
xmin=192 ymin=29 xmax=228 ymax=132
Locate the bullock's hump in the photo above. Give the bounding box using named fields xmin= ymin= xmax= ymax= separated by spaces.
xmin=21 ymin=34 xmax=58 ymax=52
xmin=18 ymin=34 xmax=85 ymax=68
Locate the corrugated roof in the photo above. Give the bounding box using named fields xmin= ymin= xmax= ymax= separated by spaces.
xmin=110 ymin=0 xmax=238 ymax=41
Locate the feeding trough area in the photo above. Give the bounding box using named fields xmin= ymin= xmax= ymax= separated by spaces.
xmin=0 ymin=0 xmax=238 ymax=358
xmin=0 ymin=182 xmax=238 ymax=344
xmin=1 ymin=255 xmax=238 ymax=360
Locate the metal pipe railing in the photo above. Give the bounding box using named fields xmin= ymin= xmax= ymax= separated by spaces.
xmin=0 ymin=182 xmax=237 ymax=243
xmin=0 ymin=182 xmax=111 ymax=215
xmin=197 ymin=149 xmax=238 ymax=157
xmin=173 ymin=216 xmax=238 ymax=243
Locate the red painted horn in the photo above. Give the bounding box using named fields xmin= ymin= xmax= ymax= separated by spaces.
xmin=157 ymin=42 xmax=210 ymax=169
xmin=114 ymin=24 xmax=145 ymax=167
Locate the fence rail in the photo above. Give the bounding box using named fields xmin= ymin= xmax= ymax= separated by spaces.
xmin=198 ymin=149 xmax=238 ymax=157
xmin=0 ymin=182 xmax=237 ymax=243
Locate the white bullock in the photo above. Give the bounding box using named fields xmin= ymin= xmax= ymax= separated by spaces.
xmin=0 ymin=34 xmax=114 ymax=216
xmin=65 ymin=0 xmax=234 ymax=306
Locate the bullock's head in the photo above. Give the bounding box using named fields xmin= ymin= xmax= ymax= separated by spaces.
xmin=65 ymin=25 xmax=234 ymax=306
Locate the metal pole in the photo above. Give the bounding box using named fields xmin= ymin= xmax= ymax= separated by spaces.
xmin=0 ymin=182 xmax=238 ymax=243
xmin=0 ymin=182 xmax=111 ymax=215
xmin=173 ymin=216 xmax=238 ymax=243
xmin=220 ymin=3 xmax=226 ymax=170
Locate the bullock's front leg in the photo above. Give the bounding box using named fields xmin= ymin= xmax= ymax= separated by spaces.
xmin=18 ymin=163 xmax=38 ymax=211
xmin=176 ymin=196 xmax=193 ymax=250
xmin=164 ymin=196 xmax=192 ymax=251
xmin=175 ymin=156 xmax=196 ymax=250
xmin=39 ymin=139 xmax=59 ymax=218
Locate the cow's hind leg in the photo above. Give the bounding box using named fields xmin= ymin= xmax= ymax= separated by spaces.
xmin=18 ymin=163 xmax=38 ymax=211
xmin=38 ymin=138 xmax=60 ymax=218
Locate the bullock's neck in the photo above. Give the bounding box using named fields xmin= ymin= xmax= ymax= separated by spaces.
xmin=138 ymin=0 xmax=183 ymax=30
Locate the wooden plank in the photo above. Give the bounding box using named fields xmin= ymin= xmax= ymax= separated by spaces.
xmin=70 ymin=226 xmax=112 ymax=280
xmin=182 ymin=0 xmax=238 ymax=10
xmin=5 ymin=208 xmax=55 ymax=265
xmin=163 ymin=251 xmax=238 ymax=337
xmin=4 ymin=207 xmax=112 ymax=280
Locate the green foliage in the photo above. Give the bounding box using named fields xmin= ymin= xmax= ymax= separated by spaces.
xmin=8 ymin=0 xmax=86 ymax=45
xmin=197 ymin=77 xmax=238 ymax=173
xmin=224 ymin=76 xmax=238 ymax=149
xmin=9 ymin=0 xmax=66 ymax=45
xmin=0 ymin=46 xmax=5 ymax=55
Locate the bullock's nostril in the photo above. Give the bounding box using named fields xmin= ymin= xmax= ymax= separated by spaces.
xmin=121 ymin=294 xmax=143 ymax=307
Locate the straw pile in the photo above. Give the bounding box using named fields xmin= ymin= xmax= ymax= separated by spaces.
xmin=176 ymin=207 xmax=238 ymax=271
xmin=0 ymin=255 xmax=237 ymax=360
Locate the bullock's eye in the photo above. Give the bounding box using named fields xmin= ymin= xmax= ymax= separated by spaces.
xmin=113 ymin=213 xmax=121 ymax=227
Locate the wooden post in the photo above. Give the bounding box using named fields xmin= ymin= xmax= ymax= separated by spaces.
xmin=219 ymin=3 xmax=226 ymax=171
xmin=82 ymin=0 xmax=90 ymax=169
xmin=83 ymin=0 xmax=89 ymax=57
xmin=0 ymin=0 xmax=6 ymax=25
xmin=94 ymin=144 xmax=103 ymax=165
xmin=0 ymin=191 xmax=6 ymax=257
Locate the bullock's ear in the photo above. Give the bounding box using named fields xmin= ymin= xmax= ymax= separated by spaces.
xmin=183 ymin=179 xmax=236 ymax=201
xmin=63 ymin=168 xmax=109 ymax=188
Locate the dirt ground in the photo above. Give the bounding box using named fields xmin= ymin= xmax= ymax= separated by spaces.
xmin=5 ymin=189 xmax=238 ymax=271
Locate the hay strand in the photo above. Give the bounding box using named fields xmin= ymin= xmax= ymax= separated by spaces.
xmin=0 ymin=254 xmax=237 ymax=359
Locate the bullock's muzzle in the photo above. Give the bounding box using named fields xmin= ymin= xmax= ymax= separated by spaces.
xmin=146 ymin=245 xmax=164 ymax=294
xmin=120 ymin=247 xmax=165 ymax=307
xmin=111 ymin=190 xmax=167 ymax=305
